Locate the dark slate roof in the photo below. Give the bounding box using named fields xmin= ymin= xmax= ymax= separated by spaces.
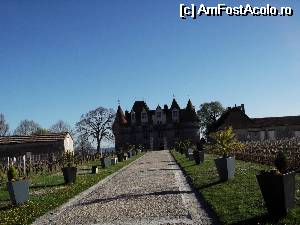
xmin=252 ymin=116 xmax=300 ymax=127
xmin=211 ymin=105 xmax=300 ymax=131
xmin=117 ymin=99 xmax=198 ymax=126
xmin=114 ymin=106 xmax=127 ymax=125
xmin=132 ymin=101 xmax=149 ymax=113
xmin=186 ymin=99 xmax=194 ymax=110
xmin=125 ymin=110 xmax=131 ymax=123
xmin=181 ymin=99 xmax=198 ymax=122
xmin=210 ymin=107 xmax=255 ymax=131
xmin=0 ymin=132 xmax=71 ymax=145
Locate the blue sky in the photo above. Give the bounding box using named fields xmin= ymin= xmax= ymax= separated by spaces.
xmin=0 ymin=0 xmax=299 ymax=132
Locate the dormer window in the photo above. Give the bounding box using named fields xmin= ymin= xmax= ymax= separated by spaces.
xmin=155 ymin=105 xmax=164 ymax=125
xmin=141 ymin=113 xmax=147 ymax=120
xmin=131 ymin=111 xmax=136 ymax=123
xmin=172 ymin=109 xmax=179 ymax=122
xmin=157 ymin=112 xmax=162 ymax=119
xmin=141 ymin=111 xmax=148 ymax=123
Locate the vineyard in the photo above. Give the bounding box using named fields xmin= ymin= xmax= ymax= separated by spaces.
xmin=0 ymin=152 xmax=106 ymax=185
xmin=235 ymin=138 xmax=300 ymax=171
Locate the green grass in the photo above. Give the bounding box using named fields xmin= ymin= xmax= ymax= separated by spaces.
xmin=0 ymin=154 xmax=143 ymax=225
xmin=171 ymin=150 xmax=300 ymax=225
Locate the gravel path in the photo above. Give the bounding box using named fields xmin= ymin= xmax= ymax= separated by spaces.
xmin=33 ymin=150 xmax=218 ymax=225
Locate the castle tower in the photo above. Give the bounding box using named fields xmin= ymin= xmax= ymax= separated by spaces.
xmin=112 ymin=105 xmax=128 ymax=151
xmin=184 ymin=99 xmax=198 ymax=122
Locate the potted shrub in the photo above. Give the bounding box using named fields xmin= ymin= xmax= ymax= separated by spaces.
xmin=127 ymin=151 xmax=132 ymax=158
xmin=131 ymin=148 xmax=136 ymax=156
xmin=111 ymin=154 xmax=118 ymax=165
xmin=178 ymin=141 xmax=184 ymax=154
xmin=123 ymin=152 xmax=128 ymax=161
xmin=138 ymin=145 xmax=143 ymax=153
xmin=127 ymin=145 xmax=135 ymax=158
xmin=194 ymin=141 xmax=205 ymax=164
xmin=205 ymin=127 xmax=244 ymax=181
xmin=61 ymin=152 xmax=77 ymax=184
xmin=7 ymin=164 xmax=29 ymax=205
xmin=136 ymin=144 xmax=142 ymax=155
xmin=183 ymin=140 xmax=192 ymax=158
xmin=193 ymin=148 xmax=204 ymax=165
xmin=117 ymin=151 xmax=124 ymax=162
xmin=91 ymin=165 xmax=99 ymax=174
xmin=256 ymin=151 xmax=295 ymax=219
xmin=188 ymin=147 xmax=194 ymax=161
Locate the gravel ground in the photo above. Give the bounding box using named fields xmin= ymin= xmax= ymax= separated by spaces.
xmin=33 ymin=150 xmax=218 ymax=225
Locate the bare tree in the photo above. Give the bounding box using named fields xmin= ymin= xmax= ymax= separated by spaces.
xmin=75 ymin=133 xmax=94 ymax=155
xmin=0 ymin=113 xmax=9 ymax=136
xmin=14 ymin=119 xmax=41 ymax=135
xmin=76 ymin=107 xmax=115 ymax=156
xmin=34 ymin=127 xmax=49 ymax=135
xmin=49 ymin=120 xmax=72 ymax=134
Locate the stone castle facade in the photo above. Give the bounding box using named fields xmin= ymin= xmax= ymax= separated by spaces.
xmin=112 ymin=99 xmax=200 ymax=151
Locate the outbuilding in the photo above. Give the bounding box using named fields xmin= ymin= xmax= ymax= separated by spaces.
xmin=0 ymin=132 xmax=74 ymax=165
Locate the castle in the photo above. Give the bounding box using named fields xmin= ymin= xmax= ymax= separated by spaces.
xmin=112 ymin=99 xmax=200 ymax=151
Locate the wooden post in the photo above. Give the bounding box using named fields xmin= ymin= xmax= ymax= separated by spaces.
xmin=23 ymin=155 xmax=26 ymax=175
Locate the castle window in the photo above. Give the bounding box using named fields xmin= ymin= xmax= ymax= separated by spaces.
xmin=157 ymin=112 xmax=162 ymax=119
xmin=131 ymin=111 xmax=135 ymax=121
xmin=141 ymin=112 xmax=148 ymax=123
xmin=172 ymin=109 xmax=179 ymax=122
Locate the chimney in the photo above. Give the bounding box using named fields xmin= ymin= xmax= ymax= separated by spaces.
xmin=241 ymin=104 xmax=245 ymax=113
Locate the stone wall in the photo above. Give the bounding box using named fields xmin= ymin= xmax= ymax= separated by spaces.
xmin=234 ymin=125 xmax=300 ymax=142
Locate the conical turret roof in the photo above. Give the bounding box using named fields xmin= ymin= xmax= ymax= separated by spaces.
xmin=183 ymin=99 xmax=198 ymax=122
xmin=186 ymin=99 xmax=194 ymax=110
xmin=114 ymin=105 xmax=128 ymax=125
xmin=170 ymin=98 xmax=180 ymax=110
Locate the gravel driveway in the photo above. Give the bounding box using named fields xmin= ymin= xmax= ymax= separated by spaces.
xmin=33 ymin=150 xmax=218 ymax=225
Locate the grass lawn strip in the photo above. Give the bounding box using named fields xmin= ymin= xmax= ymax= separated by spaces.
xmin=171 ymin=150 xmax=300 ymax=225
xmin=0 ymin=154 xmax=143 ymax=225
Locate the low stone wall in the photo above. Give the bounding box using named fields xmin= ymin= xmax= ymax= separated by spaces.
xmin=235 ymin=138 xmax=300 ymax=171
